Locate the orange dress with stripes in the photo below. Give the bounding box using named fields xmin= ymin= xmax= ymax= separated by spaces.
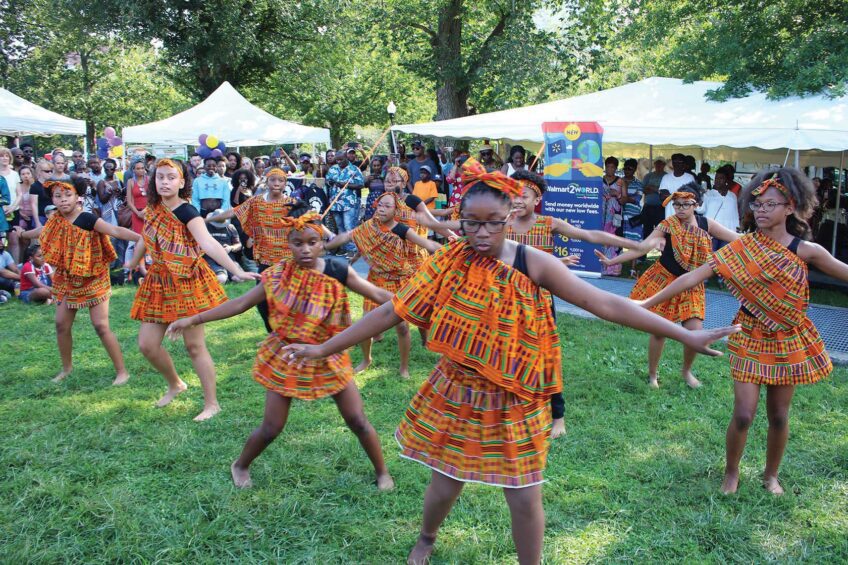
xmin=396 ymin=194 xmax=429 ymax=267
xmin=39 ymin=213 xmax=116 ymax=309
xmin=233 ymin=194 xmax=298 ymax=266
xmin=709 ymin=232 xmax=832 ymax=385
xmin=392 ymin=240 xmax=562 ymax=488
xmin=253 ymin=259 xmax=354 ymax=399
xmin=631 ymin=215 xmax=711 ymax=322
xmin=130 ymin=203 xmax=227 ymax=323
xmin=350 ymin=219 xmax=418 ymax=313
xmin=505 ymin=214 xmax=555 ymax=253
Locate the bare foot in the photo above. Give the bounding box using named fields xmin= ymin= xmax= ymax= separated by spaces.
xmin=648 ymin=376 xmax=659 ymax=389
xmin=399 ymin=368 xmax=411 ymax=380
xmin=551 ymin=418 xmax=567 ymax=439
xmin=376 ymin=473 xmax=395 ymax=491
xmin=407 ymin=534 xmax=436 ymax=565
xmin=354 ymin=359 xmax=371 ymax=374
xmin=52 ymin=367 xmax=72 ymax=383
xmin=193 ymin=404 xmax=221 ymax=422
xmin=683 ymin=372 xmax=702 ymax=388
xmin=763 ymin=475 xmax=784 ymax=495
xmin=231 ymin=461 xmax=253 ymax=488
xmin=721 ymin=471 xmax=739 ymax=494
xmin=156 ymin=382 xmax=188 ymax=407
xmin=112 ymin=372 xmax=131 ymax=386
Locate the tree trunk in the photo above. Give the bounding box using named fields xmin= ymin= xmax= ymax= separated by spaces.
xmin=434 ymin=0 xmax=469 ymax=121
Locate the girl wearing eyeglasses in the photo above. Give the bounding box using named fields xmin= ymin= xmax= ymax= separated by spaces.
xmin=638 ymin=168 xmax=848 ymax=495
xmin=596 ymin=182 xmax=739 ymax=389
xmin=282 ymin=159 xmax=739 ymax=565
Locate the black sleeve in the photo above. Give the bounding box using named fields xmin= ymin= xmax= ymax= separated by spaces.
xmin=72 ymin=212 xmax=99 ymax=231
xmin=173 ymin=203 xmax=201 ymax=225
xmin=323 ymin=257 xmax=349 ymax=286
xmin=697 ymin=215 xmax=709 ymax=232
xmin=29 ymin=182 xmax=42 ymax=195
xmin=391 ymin=223 xmax=411 ymax=239
xmin=404 ymin=194 xmax=423 ymax=209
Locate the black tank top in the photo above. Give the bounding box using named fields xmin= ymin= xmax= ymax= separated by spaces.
xmin=659 ymin=215 xmax=709 ymax=276
xmin=512 ymin=244 xmax=529 ymax=276
xmin=739 ymin=236 xmax=800 ymax=317
xmin=323 ymin=256 xmax=349 ymax=285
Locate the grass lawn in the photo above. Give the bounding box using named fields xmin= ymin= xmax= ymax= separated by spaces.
xmin=1 ymin=284 xmax=846 ymax=563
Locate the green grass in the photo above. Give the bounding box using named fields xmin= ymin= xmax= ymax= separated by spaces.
xmin=1 ymin=284 xmax=846 ymax=563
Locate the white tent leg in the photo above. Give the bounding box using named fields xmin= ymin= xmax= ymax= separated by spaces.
xmin=833 ymin=151 xmax=845 ymax=256
xmin=794 ymin=150 xmax=800 ymax=168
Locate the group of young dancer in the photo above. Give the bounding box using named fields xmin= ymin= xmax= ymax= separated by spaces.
xmin=17 ymin=154 xmax=847 ymax=564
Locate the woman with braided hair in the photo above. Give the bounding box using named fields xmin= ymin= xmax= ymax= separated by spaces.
xmin=167 ymin=202 xmax=395 ymax=490
xmin=597 ymin=183 xmax=739 ymax=388
xmin=639 ymin=168 xmax=848 ymax=495
xmin=283 ymin=161 xmax=738 ymax=564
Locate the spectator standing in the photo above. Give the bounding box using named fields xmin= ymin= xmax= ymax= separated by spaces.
xmin=16 ymin=166 xmax=37 ymax=236
xmin=661 ymin=153 xmax=697 ymax=217
xmin=642 ymin=157 xmax=667 ymax=193
xmin=500 ymin=145 xmax=526 ymax=177
xmin=30 ymin=161 xmax=53 ymax=226
xmin=601 ymin=156 xmax=624 ymax=275
xmin=21 ymin=143 xmax=35 ymax=167
xmin=363 ymin=158 xmax=386 ymax=221
xmin=188 ymin=153 xmax=203 ymax=179
xmin=621 ymin=158 xmax=644 ymax=276
xmin=478 ymin=144 xmax=498 ymax=172
xmin=97 ymin=159 xmax=126 ymax=261
xmin=696 ymin=163 xmax=712 ymax=192
xmin=0 ymin=148 xmax=22 ymax=260
xmin=406 ymin=140 xmax=437 ymax=188
xmin=719 ymin=164 xmax=743 ymax=196
xmin=50 ymin=152 xmax=71 ymax=181
xmin=412 ymin=166 xmax=439 ymax=210
xmin=11 ymin=147 xmax=25 ymax=171
xmin=225 ymin=151 xmax=241 ymax=178
xmin=125 ymin=159 xmax=149 ymax=235
xmin=215 ymin=158 xmax=228 ymax=178
xmin=699 ymin=169 xmax=740 ymax=251
xmin=193 ymin=157 xmax=232 ymax=217
xmin=326 ymin=150 xmax=364 ymax=256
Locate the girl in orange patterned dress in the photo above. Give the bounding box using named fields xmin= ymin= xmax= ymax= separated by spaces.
xmin=283 ymin=165 xmax=738 ymax=564
xmin=128 ymin=159 xmax=259 ymax=421
xmin=639 ymin=168 xmax=847 ymax=495
xmin=166 ymin=205 xmax=394 ymax=490
xmin=17 ymin=177 xmax=140 ymax=384
xmin=206 ymin=167 xmax=299 ymax=331
xmin=324 ymin=191 xmax=440 ymax=378
xmin=596 ymin=185 xmax=739 ymax=388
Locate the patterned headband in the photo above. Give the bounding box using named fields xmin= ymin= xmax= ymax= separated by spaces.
xmin=44 ymin=180 xmax=75 ymax=196
xmin=518 ymin=179 xmax=542 ymax=197
xmin=372 ymin=191 xmax=402 ymax=212
xmin=662 ymin=191 xmax=697 ymax=208
xmin=265 ymin=167 xmax=287 ymax=180
xmin=280 ymin=212 xmax=323 ymax=235
xmin=461 ymin=157 xmax=522 ymax=198
xmin=156 ymin=158 xmax=183 ymax=179
xmin=752 ymin=177 xmax=795 ymax=205
xmin=388 ymin=166 xmax=409 ymax=184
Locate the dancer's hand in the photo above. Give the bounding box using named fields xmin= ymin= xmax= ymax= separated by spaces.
xmin=560 ymin=255 xmax=580 ymax=267
xmin=593 ymin=249 xmax=614 ymax=266
xmin=234 ymin=269 xmax=261 ymax=281
xmin=281 ymin=343 xmax=324 ymax=366
xmin=166 ymin=317 xmax=196 ymax=340
xmin=683 ymin=325 xmax=742 ymax=356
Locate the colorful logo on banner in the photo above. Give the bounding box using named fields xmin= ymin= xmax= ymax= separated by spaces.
xmin=541 ymin=122 xmax=605 ymax=274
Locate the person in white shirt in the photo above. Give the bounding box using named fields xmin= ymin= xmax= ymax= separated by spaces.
xmin=699 ymin=169 xmax=740 ymax=250
xmin=661 ymin=153 xmax=696 ymax=217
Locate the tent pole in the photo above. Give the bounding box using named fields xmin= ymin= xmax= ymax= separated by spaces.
xmin=794 ymin=150 xmax=800 ymax=168
xmin=649 ymin=145 xmax=653 ymax=162
xmin=832 ymin=150 xmax=845 ymax=257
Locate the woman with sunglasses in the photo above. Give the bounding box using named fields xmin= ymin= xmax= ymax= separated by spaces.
xmin=639 ymin=168 xmax=848 ymax=495
xmin=596 ymin=182 xmax=739 ymax=389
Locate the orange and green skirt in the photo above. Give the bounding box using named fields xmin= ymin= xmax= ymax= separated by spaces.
xmin=630 ymin=262 xmax=705 ymax=323
xmin=363 ymin=270 xmax=413 ymax=313
xmin=395 ymin=357 xmax=552 ymax=488
xmin=54 ymin=269 xmax=111 ymax=309
xmin=130 ymin=261 xmax=227 ymax=323
xmin=254 ymin=336 xmax=354 ymax=400
xmin=728 ymin=310 xmax=832 ymax=386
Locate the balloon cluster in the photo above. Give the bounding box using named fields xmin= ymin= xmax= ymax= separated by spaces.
xmin=196 ymin=134 xmax=226 ymax=160
xmin=96 ymin=127 xmax=123 ymax=159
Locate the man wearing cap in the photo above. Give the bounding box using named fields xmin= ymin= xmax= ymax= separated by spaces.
xmin=478 ymin=144 xmax=498 ymax=172
xmin=325 ymin=150 xmax=364 ymax=256
xmin=406 ymin=139 xmax=437 ymax=188
xmin=203 ymin=209 xmax=242 ymax=284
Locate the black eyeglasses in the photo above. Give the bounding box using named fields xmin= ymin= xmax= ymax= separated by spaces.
xmin=460 ymin=216 xmax=509 ymax=233
xmin=749 ymin=201 xmax=789 ymax=212
xmin=671 ymin=202 xmax=696 ymax=209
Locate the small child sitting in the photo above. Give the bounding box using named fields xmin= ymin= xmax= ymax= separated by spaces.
xmin=19 ymin=243 xmax=54 ymax=304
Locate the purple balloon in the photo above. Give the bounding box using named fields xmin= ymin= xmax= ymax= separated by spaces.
xmin=97 ymin=148 xmax=109 ymax=159
xmin=198 ymin=133 xmax=208 ymax=145
xmin=198 ymin=146 xmax=212 ymax=159
xmin=210 ymin=149 xmax=223 ymax=158
xmin=97 ymin=137 xmax=109 ymax=149
xmin=104 ymin=126 xmax=116 ymax=139
xmin=216 ymin=141 xmax=226 ymax=152
xmin=109 ymin=136 xmax=122 ymax=147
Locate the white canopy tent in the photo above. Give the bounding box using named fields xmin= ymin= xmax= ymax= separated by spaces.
xmin=392 ymin=77 xmax=848 ymax=167
xmin=0 ymin=87 xmax=86 ymax=136
xmin=123 ymin=82 xmax=330 ymax=146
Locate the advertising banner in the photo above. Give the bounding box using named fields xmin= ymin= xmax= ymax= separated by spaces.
xmin=541 ymin=122 xmax=605 ymax=276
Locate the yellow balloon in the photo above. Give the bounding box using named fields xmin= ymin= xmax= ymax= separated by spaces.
xmin=544 ymin=162 xmax=572 ymax=177
xmin=110 ymin=145 xmax=124 ymax=157
xmin=206 ymin=135 xmax=219 ymax=148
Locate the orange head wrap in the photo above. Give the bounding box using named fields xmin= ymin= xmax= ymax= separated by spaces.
xmin=387 ymin=166 xmax=409 ymax=185
xmin=752 ymin=177 xmax=795 ymax=205
xmin=461 ymin=157 xmax=522 ymax=199
xmin=265 ymin=167 xmax=287 ymax=180
xmin=662 ymin=191 xmax=697 ymax=208
xmin=280 ymin=212 xmax=323 ymax=236
xmin=156 ymin=158 xmax=184 ymax=179
xmin=44 ymin=180 xmax=76 ymax=196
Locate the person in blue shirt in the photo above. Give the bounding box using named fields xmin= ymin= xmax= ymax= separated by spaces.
xmin=326 ymin=151 xmax=364 ymax=256
xmin=192 ymin=158 xmax=232 ymax=217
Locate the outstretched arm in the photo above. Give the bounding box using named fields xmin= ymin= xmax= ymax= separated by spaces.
xmin=529 ymin=248 xmax=738 ymax=355
xmin=186 ymin=217 xmax=260 ymax=280
xmin=13 ymin=225 xmax=42 ymax=240
xmin=125 ymin=238 xmax=146 ymax=269
xmin=414 ymin=203 xmax=457 ymax=239
xmin=345 ymin=266 xmax=393 ymax=304
xmin=800 ymin=241 xmax=848 ymax=280
xmin=405 ymin=228 xmax=442 ymax=254
xmin=555 ymin=218 xmax=637 ymax=249
xmin=204 ymin=207 xmax=236 ymax=223
xmin=93 ymin=218 xmax=140 ymax=242
xmin=593 ymin=228 xmax=664 ymax=267
xmin=167 ymin=284 xmax=267 ymax=339
xmin=323 ymin=231 xmax=352 ymax=251
xmin=706 ymin=219 xmax=740 ymax=244
xmin=282 ymin=301 xmax=403 ymax=361
xmin=638 ymin=263 xmax=715 ymax=309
